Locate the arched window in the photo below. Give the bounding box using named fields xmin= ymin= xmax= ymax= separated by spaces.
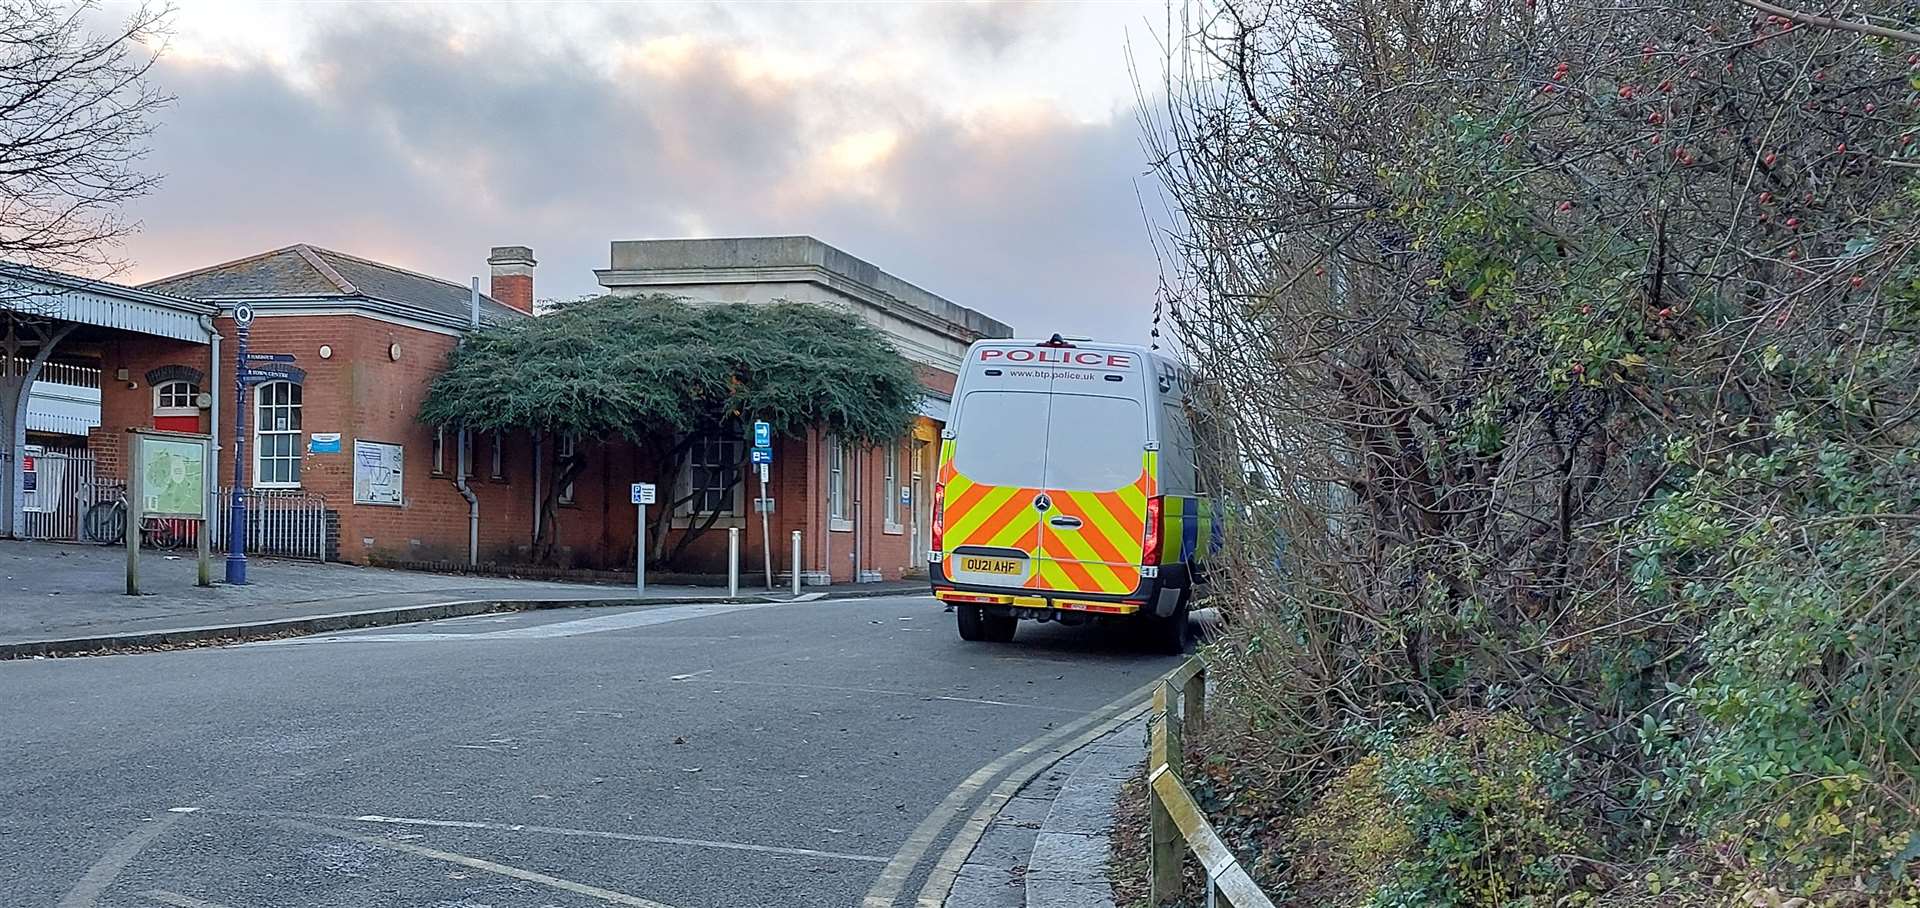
xmin=153 ymin=380 xmax=200 ymax=417
xmin=254 ymin=381 xmax=303 ymax=487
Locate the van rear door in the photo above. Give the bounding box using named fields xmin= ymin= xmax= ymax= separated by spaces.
xmin=941 ymin=364 xmax=1052 ymax=589
xmin=1032 ymin=370 xmax=1151 ymax=597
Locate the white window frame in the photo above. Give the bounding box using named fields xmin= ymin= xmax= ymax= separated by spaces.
xmin=432 ymin=427 xmax=446 ymax=476
xmin=676 ymin=432 xmax=744 ymax=523
xmin=883 ymin=441 xmax=903 ymax=534
xmin=252 ymin=380 xmax=302 ymax=489
xmin=557 ymin=436 xmax=577 ymax=505
xmin=153 ymin=380 xmax=200 ymax=418
xmin=828 ymin=436 xmax=852 ymax=532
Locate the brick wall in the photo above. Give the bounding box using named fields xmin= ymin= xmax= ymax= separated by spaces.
xmin=91 ymin=317 xmax=961 ymax=576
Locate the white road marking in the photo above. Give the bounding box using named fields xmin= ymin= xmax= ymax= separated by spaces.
xmin=143 ymin=889 xmax=236 ymax=908
xmin=174 ymin=806 xmax=886 ymax=864
xmin=708 ymin=679 xmax=1086 ymax=715
xmin=253 ymin=602 xmax=783 ymax=646
xmin=274 ymin=818 xmax=676 ymax=908
xmin=667 ymin=669 xmax=714 ymax=682
xmin=56 ymin=812 xmax=191 ymax=908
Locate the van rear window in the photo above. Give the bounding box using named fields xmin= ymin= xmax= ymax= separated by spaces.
xmin=1044 ymin=395 xmax=1145 ymax=492
xmin=951 ymin=390 xmax=1146 ymax=492
xmin=953 ymin=391 xmax=1049 ymax=487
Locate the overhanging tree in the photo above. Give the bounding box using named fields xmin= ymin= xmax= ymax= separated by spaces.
xmin=1 ymin=1 xmax=169 ymax=538
xmin=419 ymin=295 xmax=922 ymax=566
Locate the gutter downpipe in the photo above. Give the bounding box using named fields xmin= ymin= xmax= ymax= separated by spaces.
xmin=452 ymin=278 xmax=480 ymax=566
xmin=198 ymin=313 xmax=220 ymax=554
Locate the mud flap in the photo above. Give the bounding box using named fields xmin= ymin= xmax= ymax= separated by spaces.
xmin=1153 ymin=583 xmax=1183 ymax=618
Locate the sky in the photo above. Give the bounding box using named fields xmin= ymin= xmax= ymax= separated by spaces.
xmin=101 ymin=0 xmax=1173 ymax=343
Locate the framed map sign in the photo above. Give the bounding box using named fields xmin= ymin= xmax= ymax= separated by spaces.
xmin=136 ymin=432 xmax=209 ymax=519
xmin=354 ymin=439 xmax=404 ymax=506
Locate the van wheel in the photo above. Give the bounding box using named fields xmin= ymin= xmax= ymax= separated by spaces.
xmin=1140 ymin=595 xmax=1190 ymax=655
xmin=957 ymin=606 xmax=1017 ymax=643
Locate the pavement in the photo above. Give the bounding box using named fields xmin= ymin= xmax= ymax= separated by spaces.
xmin=0 ymin=592 xmax=1183 ymax=907
xmin=948 ymin=718 xmax=1145 ymax=908
xmin=0 ymin=539 xmax=923 ymax=654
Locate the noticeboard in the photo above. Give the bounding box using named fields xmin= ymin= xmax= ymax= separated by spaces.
xmin=137 ymin=434 xmax=209 ymax=519
xmin=354 ymin=440 xmax=404 ymax=506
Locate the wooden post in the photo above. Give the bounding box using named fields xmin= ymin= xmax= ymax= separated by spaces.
xmin=1149 ymin=680 xmax=1184 ymax=904
xmin=1182 ymin=662 xmax=1207 ymax=741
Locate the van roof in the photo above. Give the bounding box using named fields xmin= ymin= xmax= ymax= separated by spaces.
xmin=972 ymin=337 xmax=1167 ymax=360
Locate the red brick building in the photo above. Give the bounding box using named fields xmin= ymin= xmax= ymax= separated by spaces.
xmin=75 ymin=237 xmax=1009 ymax=583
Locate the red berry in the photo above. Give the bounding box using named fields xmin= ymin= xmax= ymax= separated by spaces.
xmin=1866 ymin=103 xmax=1877 ymax=113
xmin=1850 ymin=275 xmax=1865 ymax=288
xmin=1911 ymin=54 xmax=1920 ymax=66
xmin=1557 ymin=200 xmax=1574 ymax=212
xmin=1836 ymin=143 xmax=1847 ymax=153
xmin=1763 ymin=152 xmax=1777 ymax=166
xmin=1904 ymin=135 xmax=1914 ymax=146
xmin=1579 ymin=305 xmax=1592 ymax=314
xmin=1758 ymin=191 xmax=1772 ymax=204
xmin=1659 ymin=79 xmax=1674 ymax=92
xmin=1648 ymin=111 xmax=1664 ymax=124
xmin=1787 ymin=249 xmax=1799 ymax=260
xmin=1570 ymin=362 xmax=1586 ymax=375
xmin=1657 ymin=307 xmax=1672 ymax=318
xmin=1786 ymin=217 xmax=1800 ymax=228
xmin=1648 ymin=133 xmax=1662 ymax=144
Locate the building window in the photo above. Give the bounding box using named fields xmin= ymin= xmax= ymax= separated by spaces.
xmin=253 ymin=381 xmax=302 ymax=487
xmin=153 ymin=380 xmax=200 ymax=417
xmin=828 ymin=437 xmax=850 ymax=530
xmin=680 ymin=433 xmax=742 ymax=516
xmin=490 ymin=432 xmax=505 ymax=481
xmin=557 ymin=436 xmax=576 ymax=505
xmin=884 ymin=442 xmax=902 ymax=533
xmin=432 ymin=427 xmax=446 ymax=476
xmin=457 ymin=429 xmax=472 ymax=480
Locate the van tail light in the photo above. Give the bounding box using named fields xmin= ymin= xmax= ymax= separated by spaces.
xmin=931 ymin=481 xmax=947 ymax=553
xmin=1142 ymin=497 xmax=1162 ymax=565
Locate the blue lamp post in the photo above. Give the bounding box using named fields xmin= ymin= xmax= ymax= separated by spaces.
xmin=224 ymin=304 xmax=253 ymax=584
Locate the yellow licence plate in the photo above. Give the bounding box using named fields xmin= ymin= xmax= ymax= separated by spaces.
xmin=959 ymin=556 xmax=1024 ymax=576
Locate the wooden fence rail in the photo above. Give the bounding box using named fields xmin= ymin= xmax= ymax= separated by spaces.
xmin=1148 ymin=656 xmax=1277 ymax=908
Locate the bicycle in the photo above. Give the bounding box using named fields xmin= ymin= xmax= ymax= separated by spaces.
xmin=81 ymin=484 xmax=189 ymax=549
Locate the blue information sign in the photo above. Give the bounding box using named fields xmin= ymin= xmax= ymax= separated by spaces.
xmin=751 ymin=447 xmax=772 ymax=465
xmin=752 ymin=421 xmax=770 ymax=448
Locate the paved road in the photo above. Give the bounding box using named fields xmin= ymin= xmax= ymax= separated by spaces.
xmin=1 ymin=594 xmax=1178 ymax=907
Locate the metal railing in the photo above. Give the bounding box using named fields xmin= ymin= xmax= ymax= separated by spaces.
xmin=1148 ymin=657 xmax=1277 ymax=908
xmin=207 ymin=487 xmax=330 ymax=561
xmin=20 ymin=446 xmax=102 ymax=541
xmin=9 ymin=357 xmax=101 ymax=388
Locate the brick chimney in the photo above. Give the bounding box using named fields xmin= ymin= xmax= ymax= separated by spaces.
xmin=488 ymin=245 xmax=536 ymax=314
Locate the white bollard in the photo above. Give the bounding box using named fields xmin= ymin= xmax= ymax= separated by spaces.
xmin=791 ymin=530 xmax=802 ymax=596
xmin=728 ymin=526 xmax=740 ymax=598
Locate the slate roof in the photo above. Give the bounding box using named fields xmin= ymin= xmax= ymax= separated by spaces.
xmin=142 ymin=244 xmax=524 ymax=325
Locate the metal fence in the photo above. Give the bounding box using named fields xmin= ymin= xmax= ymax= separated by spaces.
xmin=1148 ymin=657 xmax=1277 ymax=908
xmin=19 ymin=446 xmax=104 ymax=541
xmin=18 ymin=448 xmax=329 ymax=561
xmin=207 ymin=487 xmax=331 ymax=561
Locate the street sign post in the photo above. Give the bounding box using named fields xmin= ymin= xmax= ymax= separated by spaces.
xmin=754 ymin=442 xmax=774 ymax=588
xmin=242 ymin=353 xmax=297 ymax=363
xmin=752 ymin=420 xmax=770 ymax=448
xmin=631 ymin=482 xmax=655 ymax=594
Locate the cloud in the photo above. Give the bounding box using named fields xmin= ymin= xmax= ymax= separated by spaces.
xmin=118 ymin=2 xmax=1165 ymax=345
